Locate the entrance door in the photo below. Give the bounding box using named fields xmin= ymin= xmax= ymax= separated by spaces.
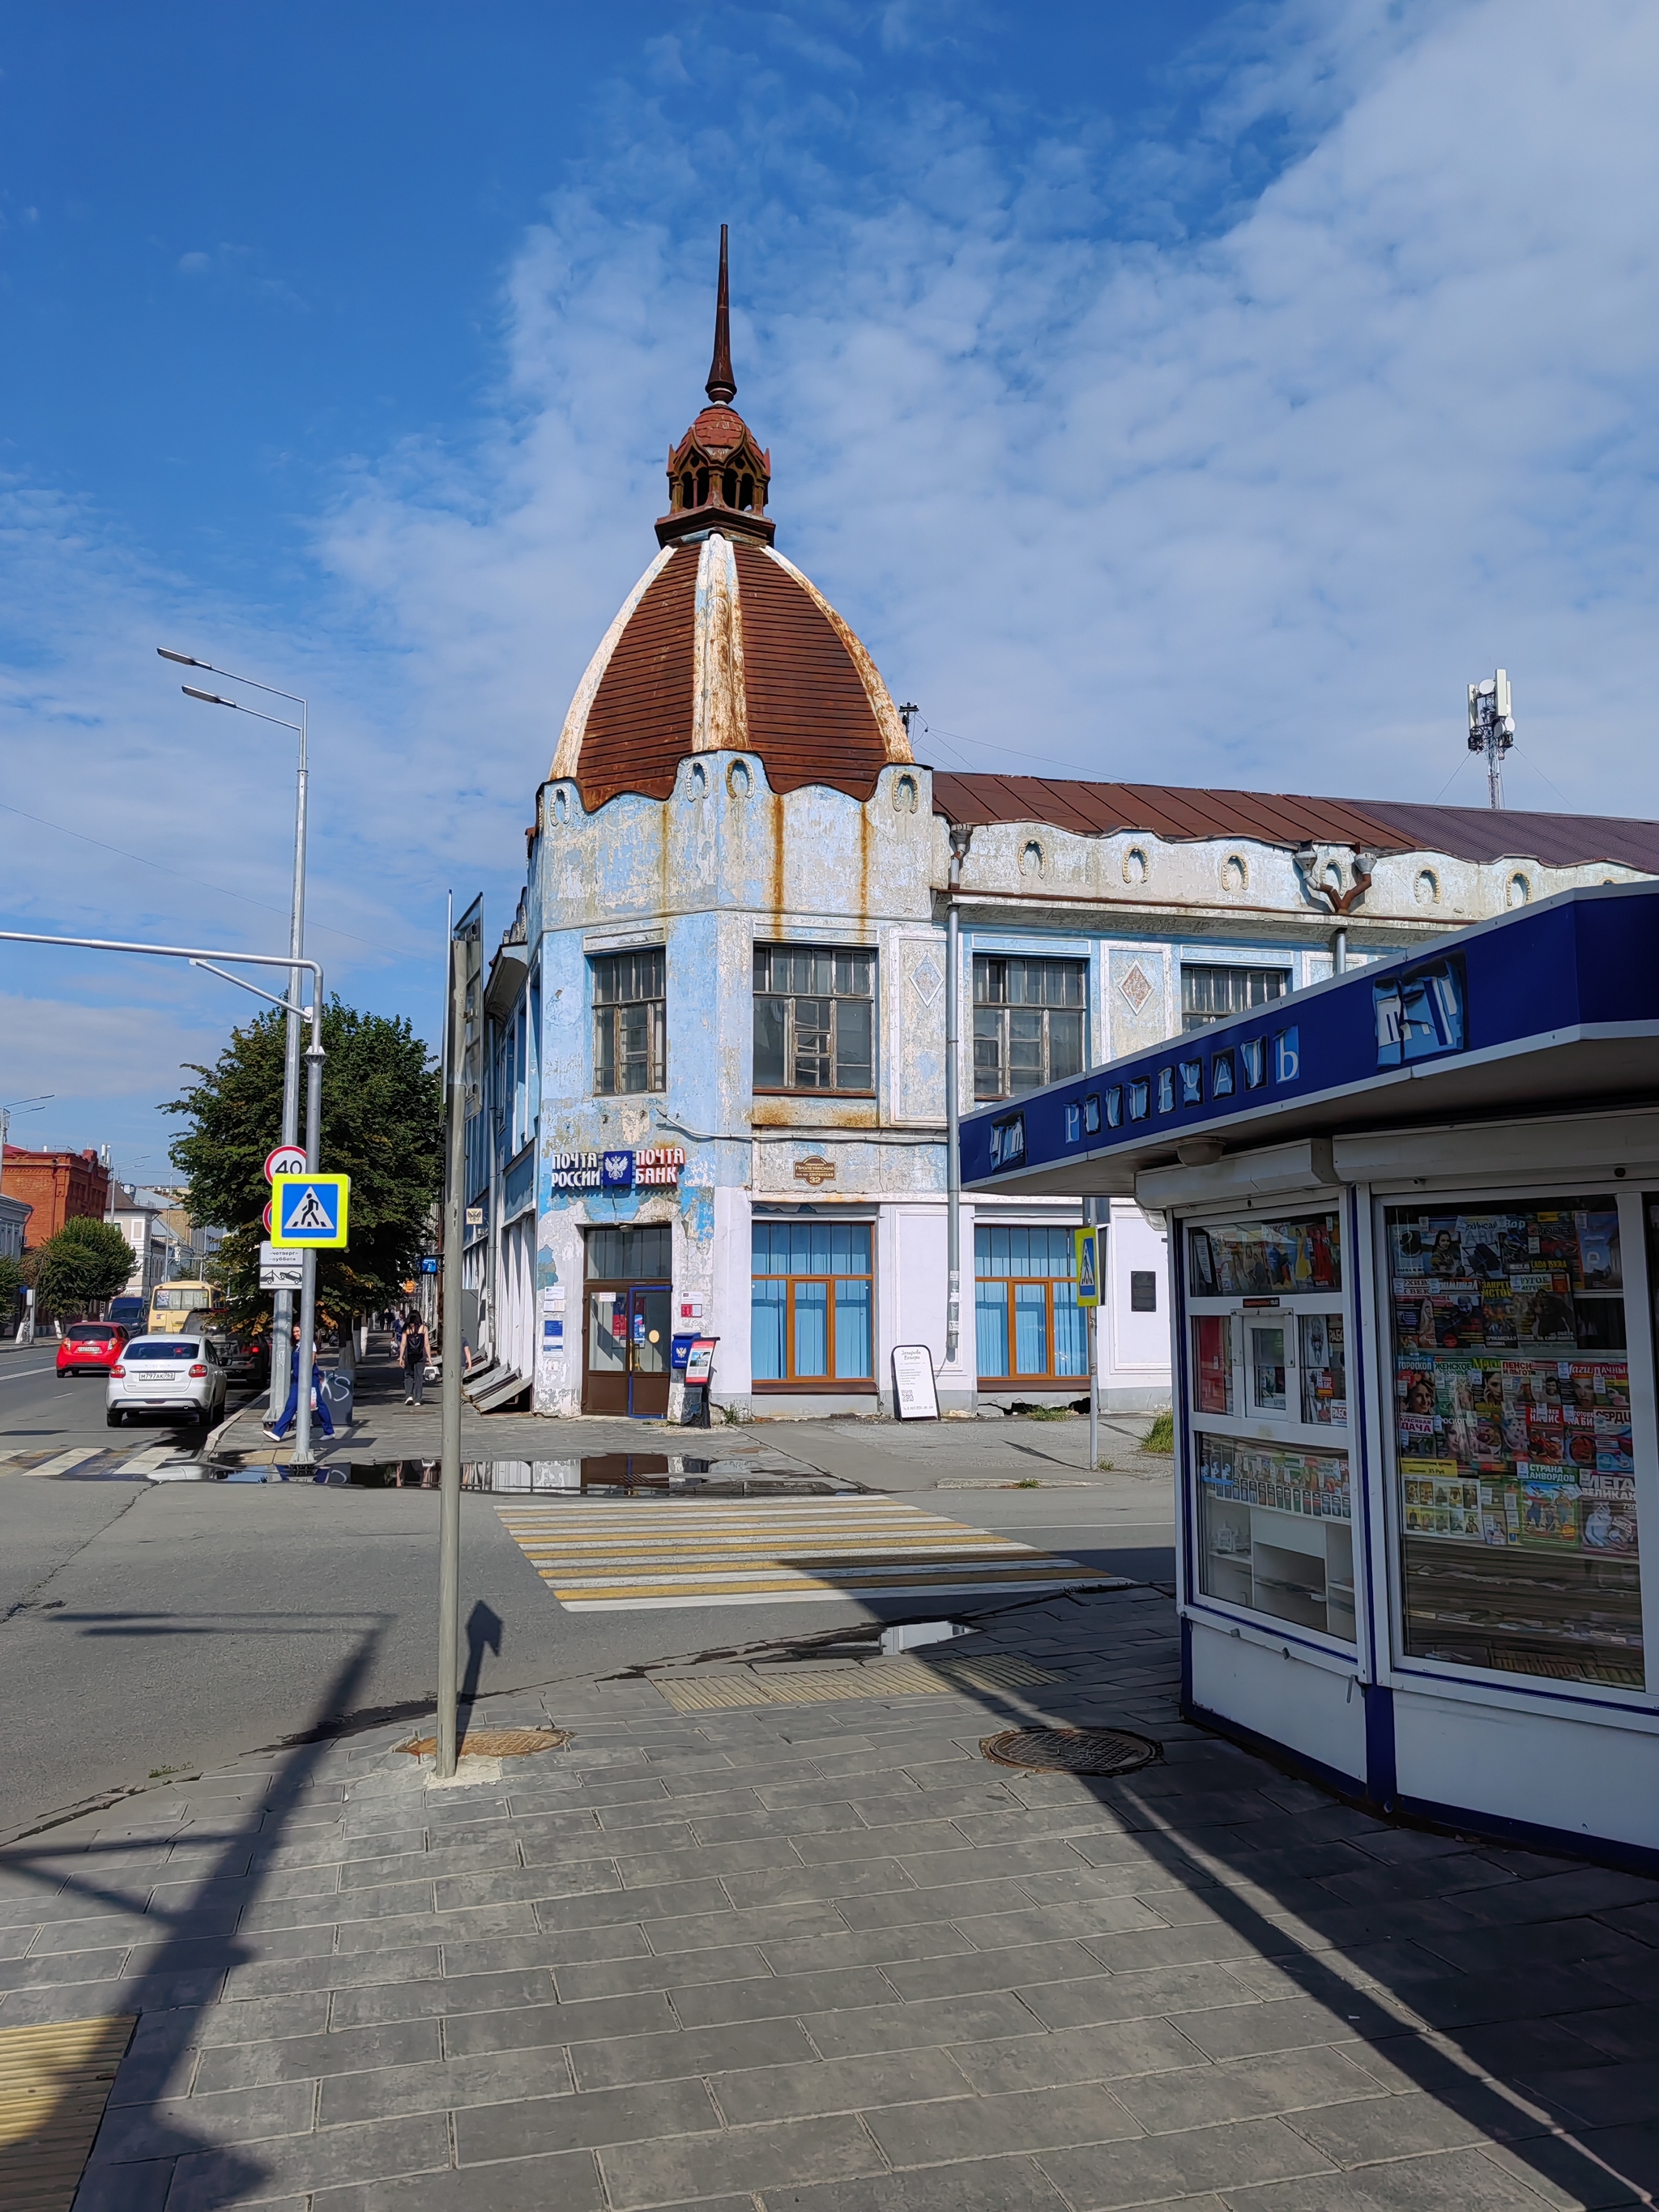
xmin=582 ymin=1282 xmax=672 ymax=1417
xmin=628 ymin=1285 xmax=671 ymax=1417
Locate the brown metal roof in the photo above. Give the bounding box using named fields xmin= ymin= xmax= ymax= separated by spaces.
xmin=733 ymin=545 xmax=889 ymax=800
xmin=578 ymin=549 xmax=697 ymax=809
xmin=928 ymin=772 xmax=1659 ymax=874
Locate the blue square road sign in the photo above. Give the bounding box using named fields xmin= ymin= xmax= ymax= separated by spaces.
xmin=271 ymin=1172 xmax=352 ymax=1248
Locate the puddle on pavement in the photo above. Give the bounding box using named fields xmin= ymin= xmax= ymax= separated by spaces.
xmin=202 ymin=1454 xmax=848 ymax=1497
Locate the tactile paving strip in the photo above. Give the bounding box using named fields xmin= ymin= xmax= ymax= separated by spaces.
xmin=0 ymin=2014 xmax=135 ymax=2212
xmin=653 ymin=1652 xmax=1057 ymax=1711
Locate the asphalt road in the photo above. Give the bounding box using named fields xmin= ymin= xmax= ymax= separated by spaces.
xmin=0 ymin=1340 xmax=1175 ymax=1839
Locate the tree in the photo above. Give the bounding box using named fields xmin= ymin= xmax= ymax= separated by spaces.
xmin=165 ymin=999 xmax=443 ymax=1332
xmin=34 ymin=1218 xmax=135 ymax=1317
xmin=0 ymin=1254 xmax=23 ymax=1328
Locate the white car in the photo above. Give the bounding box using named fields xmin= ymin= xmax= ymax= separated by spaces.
xmin=106 ymin=1336 xmax=228 ymax=1428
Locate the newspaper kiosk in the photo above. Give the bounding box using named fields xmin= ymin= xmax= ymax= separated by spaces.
xmin=962 ymin=882 xmax=1659 ymax=1870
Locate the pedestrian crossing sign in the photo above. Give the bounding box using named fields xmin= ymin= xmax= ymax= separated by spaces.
xmin=1073 ymin=1225 xmax=1100 ymax=1307
xmin=270 ymin=1172 xmax=351 ymax=1248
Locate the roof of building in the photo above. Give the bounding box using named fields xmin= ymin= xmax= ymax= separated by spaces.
xmin=928 ymin=773 xmax=1659 ymax=873
xmin=552 ymin=231 xmax=913 ymax=812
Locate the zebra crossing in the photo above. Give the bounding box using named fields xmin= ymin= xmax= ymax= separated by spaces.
xmin=0 ymin=1444 xmax=190 ymax=1481
xmin=493 ymin=1494 xmax=1117 ymax=1611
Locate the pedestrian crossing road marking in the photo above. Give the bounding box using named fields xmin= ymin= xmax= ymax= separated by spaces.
xmin=493 ymin=1495 xmax=1120 ymax=1611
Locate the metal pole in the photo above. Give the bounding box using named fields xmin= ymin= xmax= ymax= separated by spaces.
xmin=271 ymin=703 xmax=309 ymax=1417
xmin=1086 ymin=1200 xmax=1102 ymax=1473
xmin=944 ymin=827 xmax=970 ymax=1374
xmin=1332 ymin=924 xmax=1347 ymax=977
xmin=290 ymin=1038 xmax=325 ymax=1468
xmin=437 ymin=924 xmax=467 ymax=1777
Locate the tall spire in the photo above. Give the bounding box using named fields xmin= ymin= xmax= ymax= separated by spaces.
xmin=706 ymin=222 xmax=736 ymax=405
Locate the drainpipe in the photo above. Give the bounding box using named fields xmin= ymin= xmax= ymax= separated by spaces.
xmin=1332 ymin=925 xmax=1347 ymax=976
xmin=945 ymin=825 xmax=973 ymax=1371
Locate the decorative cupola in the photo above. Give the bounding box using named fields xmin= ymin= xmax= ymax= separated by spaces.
xmin=655 ymin=225 xmax=775 ymax=548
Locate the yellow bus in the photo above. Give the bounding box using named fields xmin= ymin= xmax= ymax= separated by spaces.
xmin=147 ymin=1281 xmax=226 ymax=1336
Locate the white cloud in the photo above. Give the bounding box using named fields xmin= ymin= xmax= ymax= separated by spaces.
xmin=319 ymin=0 xmax=1659 ymax=815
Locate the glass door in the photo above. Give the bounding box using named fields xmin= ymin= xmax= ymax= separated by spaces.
xmin=628 ymin=1285 xmax=672 ymax=1417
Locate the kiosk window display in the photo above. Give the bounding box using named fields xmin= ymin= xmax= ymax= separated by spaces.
xmin=961 ymin=883 xmax=1659 ymax=1870
xmin=1187 ymin=1212 xmax=1354 ymax=1644
xmin=1384 ymin=1193 xmax=1640 ymax=1689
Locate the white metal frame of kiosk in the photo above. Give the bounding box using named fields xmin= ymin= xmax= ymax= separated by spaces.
xmin=961 ymin=881 xmax=1659 ymax=1872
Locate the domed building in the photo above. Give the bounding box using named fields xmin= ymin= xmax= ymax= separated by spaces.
xmin=466 ymin=232 xmax=1659 ymax=1422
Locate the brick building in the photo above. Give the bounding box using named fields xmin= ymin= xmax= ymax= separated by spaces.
xmin=1 ymin=1147 xmax=111 ymax=1247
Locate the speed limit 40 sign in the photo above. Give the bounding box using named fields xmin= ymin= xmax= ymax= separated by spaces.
xmin=265 ymin=1144 xmax=306 ymax=1183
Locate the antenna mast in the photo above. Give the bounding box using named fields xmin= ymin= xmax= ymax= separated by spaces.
xmin=1466 ymin=669 xmax=1514 ymax=810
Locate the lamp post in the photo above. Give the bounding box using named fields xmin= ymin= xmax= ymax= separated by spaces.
xmin=161 ymin=649 xmax=309 ymax=1418
xmin=0 ymin=931 xmax=326 ymax=1464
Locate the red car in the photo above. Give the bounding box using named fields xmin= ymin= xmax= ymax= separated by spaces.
xmin=58 ymin=1323 xmax=127 ymax=1379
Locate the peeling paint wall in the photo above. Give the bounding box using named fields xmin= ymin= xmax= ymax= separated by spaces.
xmin=491 ymin=754 xmax=1648 ymax=1420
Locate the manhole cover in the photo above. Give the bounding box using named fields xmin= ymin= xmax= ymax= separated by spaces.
xmin=397 ymin=1728 xmax=569 ymax=1758
xmin=980 ymin=1726 xmax=1160 ymax=1776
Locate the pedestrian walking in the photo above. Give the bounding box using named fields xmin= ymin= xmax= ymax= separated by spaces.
xmin=401 ymin=1310 xmax=432 ymax=1404
xmin=265 ymin=1326 xmax=336 ymax=1442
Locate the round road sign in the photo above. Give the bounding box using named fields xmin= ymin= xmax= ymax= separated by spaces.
xmin=264 ymin=1144 xmax=306 ymax=1183
xmin=262 ymin=1201 xmax=274 ymax=1233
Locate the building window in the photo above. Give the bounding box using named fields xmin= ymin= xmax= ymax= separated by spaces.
xmin=975 ymin=1225 xmax=1086 ymax=1382
xmin=1181 ymin=963 xmax=1289 ymax=1033
xmin=752 ymin=1221 xmax=873 ymax=1384
xmin=973 ymin=956 xmax=1087 ymax=1101
xmin=592 ymin=948 xmax=665 ymax=1094
xmin=585 ymin=1224 xmax=672 ymax=1282
xmin=753 ymin=946 xmax=874 ymax=1093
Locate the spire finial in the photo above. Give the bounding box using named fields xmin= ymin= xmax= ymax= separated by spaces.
xmin=706 ymin=223 xmax=736 ymax=405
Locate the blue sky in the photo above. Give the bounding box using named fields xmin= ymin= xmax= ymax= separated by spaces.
xmin=2 ymin=0 xmax=1655 ymax=1177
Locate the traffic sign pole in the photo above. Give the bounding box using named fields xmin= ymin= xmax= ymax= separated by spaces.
xmin=291 ymin=1038 xmax=326 ymax=1468
xmin=437 ymin=923 xmax=467 ymax=1778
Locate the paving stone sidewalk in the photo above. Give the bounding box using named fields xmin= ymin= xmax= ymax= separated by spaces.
xmin=4 ymin=1586 xmax=1657 ymax=2211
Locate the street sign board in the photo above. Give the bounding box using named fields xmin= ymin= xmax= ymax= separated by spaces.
xmin=892 ymin=1345 xmax=940 ymax=1421
xmin=258 ymin=1242 xmax=304 ymax=1291
xmin=1074 ymin=1226 xmax=1100 ymax=1308
xmin=420 ymin=1256 xmax=440 ymax=1274
xmin=270 ymin=1172 xmax=351 ymax=1248
xmin=264 ymin=1144 xmax=306 ymax=1183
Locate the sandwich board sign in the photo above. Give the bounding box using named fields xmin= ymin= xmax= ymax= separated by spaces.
xmin=892 ymin=1345 xmax=940 ymax=1421
xmin=270 ymin=1172 xmax=351 ymax=1249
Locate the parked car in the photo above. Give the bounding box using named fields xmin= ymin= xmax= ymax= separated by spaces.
xmin=225 ymin=1338 xmax=268 ymax=1386
xmin=57 ymin=1323 xmax=127 ymax=1379
xmin=106 ymin=1336 xmax=228 ymax=1426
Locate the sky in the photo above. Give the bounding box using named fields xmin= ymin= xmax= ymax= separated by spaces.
xmin=1 ymin=0 xmax=1655 ymax=1178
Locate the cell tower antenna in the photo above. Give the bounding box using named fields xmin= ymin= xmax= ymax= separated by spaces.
xmin=1466 ymin=668 xmax=1514 ymax=810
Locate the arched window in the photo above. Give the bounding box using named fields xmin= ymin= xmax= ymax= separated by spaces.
xmin=739 ymin=473 xmax=754 ymax=511
xmin=723 ymin=468 xmax=738 ymax=505
xmin=680 ymin=472 xmax=695 ymax=508
xmin=695 ymin=467 xmax=709 ymax=505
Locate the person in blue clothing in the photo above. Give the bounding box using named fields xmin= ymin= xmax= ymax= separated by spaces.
xmin=263 ymin=1326 xmax=335 ymax=1441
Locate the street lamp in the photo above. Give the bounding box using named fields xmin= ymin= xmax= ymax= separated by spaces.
xmin=161 ymin=648 xmax=309 ymax=1419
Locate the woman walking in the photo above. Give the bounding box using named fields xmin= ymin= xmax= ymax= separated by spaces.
xmin=401 ymin=1311 xmax=432 ymax=1404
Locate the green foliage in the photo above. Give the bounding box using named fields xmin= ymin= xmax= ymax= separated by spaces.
xmin=0 ymin=1254 xmax=23 ymax=1318
xmin=1144 ymin=1408 xmax=1175 ymax=1454
xmin=166 ymin=999 xmax=443 ymax=1330
xmin=35 ymin=1217 xmax=135 ymax=1316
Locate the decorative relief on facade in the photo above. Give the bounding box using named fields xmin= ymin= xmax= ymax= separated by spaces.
xmin=1109 ymin=948 xmax=1168 ymax=1059
xmin=1117 ymin=961 xmax=1154 ymax=1014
